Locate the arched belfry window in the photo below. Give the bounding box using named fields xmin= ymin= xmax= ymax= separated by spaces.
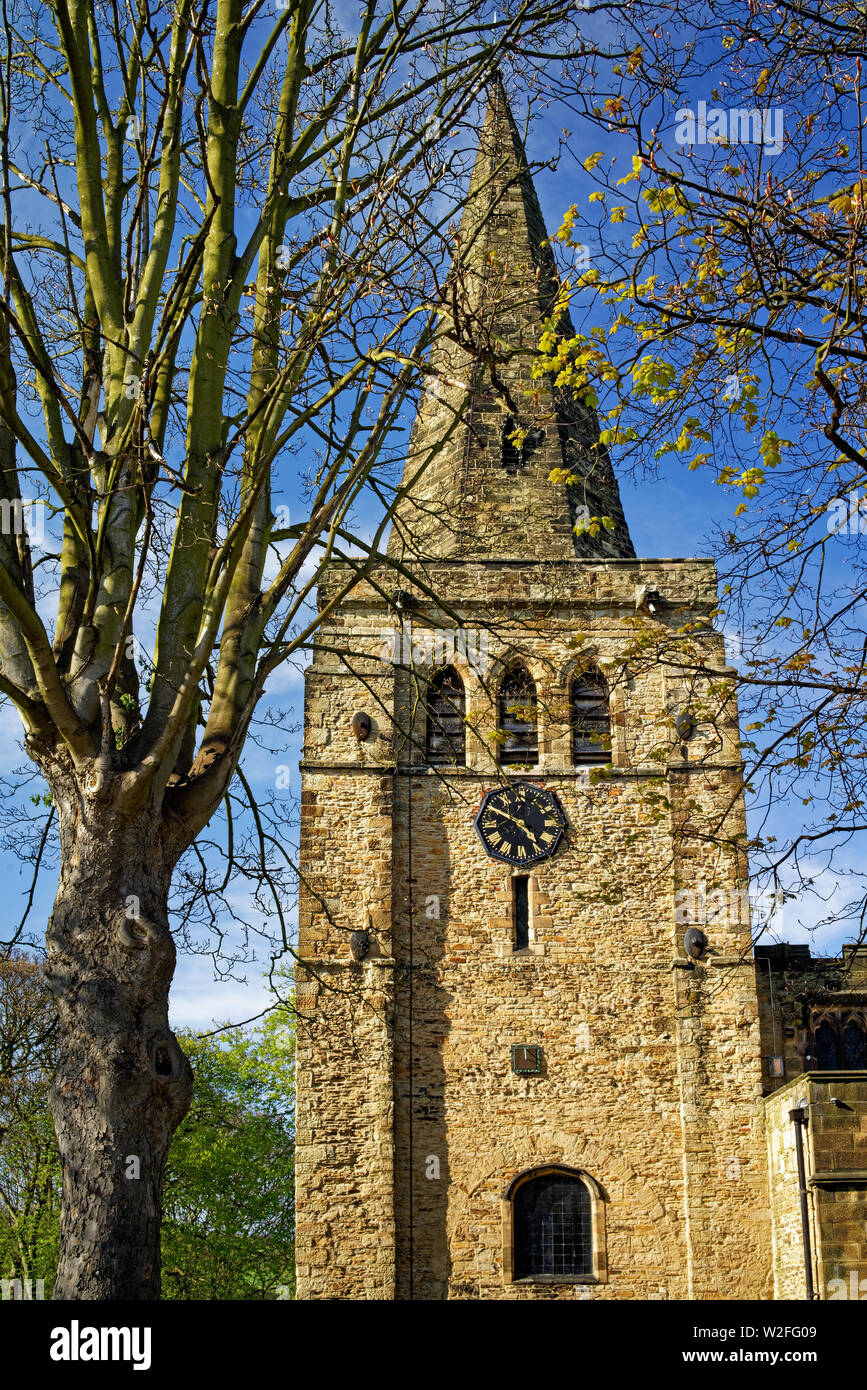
xmin=571 ymin=669 xmax=611 ymax=765
xmin=498 ymin=666 xmax=538 ymax=766
xmin=512 ymin=1170 xmax=593 ymax=1280
xmin=425 ymin=666 xmax=466 ymax=765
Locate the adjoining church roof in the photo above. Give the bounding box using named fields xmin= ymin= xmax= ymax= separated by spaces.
xmin=387 ymin=73 xmax=635 ymax=564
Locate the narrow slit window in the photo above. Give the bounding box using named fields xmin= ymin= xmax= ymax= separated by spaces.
xmin=514 ymin=876 xmax=529 ymax=951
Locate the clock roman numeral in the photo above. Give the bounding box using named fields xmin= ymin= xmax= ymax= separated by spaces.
xmin=476 ymin=786 xmax=564 ymax=864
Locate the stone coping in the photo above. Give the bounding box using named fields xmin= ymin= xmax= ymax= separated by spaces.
xmin=809 ymin=1170 xmax=867 ymax=1188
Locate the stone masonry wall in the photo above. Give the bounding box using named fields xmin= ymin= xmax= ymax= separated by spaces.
xmin=756 ymin=944 xmax=867 ymax=1094
xmin=764 ymin=1073 xmax=867 ymax=1301
xmin=295 ymin=556 xmax=774 ymax=1299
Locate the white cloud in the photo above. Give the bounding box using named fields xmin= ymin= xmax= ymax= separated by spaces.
xmin=754 ymin=855 xmax=867 ymax=958
xmin=169 ymin=953 xmax=277 ymax=1032
xmin=0 ymin=703 xmax=31 ymax=775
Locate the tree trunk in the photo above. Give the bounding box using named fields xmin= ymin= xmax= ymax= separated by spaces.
xmin=43 ymin=760 xmax=194 ymax=1300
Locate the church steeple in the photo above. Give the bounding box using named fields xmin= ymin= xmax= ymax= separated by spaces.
xmin=387 ymin=74 xmax=635 ymax=563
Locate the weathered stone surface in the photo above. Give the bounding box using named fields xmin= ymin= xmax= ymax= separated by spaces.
xmin=294 ymin=78 xmax=867 ymax=1302
xmin=765 ymin=1072 xmax=867 ymax=1300
xmin=295 ymin=557 xmax=776 ymax=1299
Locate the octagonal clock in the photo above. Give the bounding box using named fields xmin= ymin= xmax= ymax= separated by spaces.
xmin=474 ymin=781 xmax=567 ymax=867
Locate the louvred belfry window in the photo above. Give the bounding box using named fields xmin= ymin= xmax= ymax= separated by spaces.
xmin=502 ymin=414 xmax=523 ymax=474
xmin=571 ymin=670 xmax=610 ymax=765
xmin=498 ymin=667 xmax=538 ymax=766
xmin=425 ymin=667 xmax=466 ymax=765
xmin=501 ymin=415 xmax=545 ymax=475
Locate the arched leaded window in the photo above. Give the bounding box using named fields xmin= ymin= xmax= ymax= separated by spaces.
xmin=810 ymin=1010 xmax=867 ymax=1070
xmin=842 ymin=1019 xmax=867 ymax=1069
xmin=814 ymin=1021 xmax=838 ymax=1070
xmin=513 ymin=1170 xmax=593 ymax=1280
xmin=425 ymin=666 xmax=466 ymax=765
xmin=498 ymin=666 xmax=538 ymax=766
xmin=571 ymin=669 xmax=611 ymax=765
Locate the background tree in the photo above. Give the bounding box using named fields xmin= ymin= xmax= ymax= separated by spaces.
xmin=0 ymin=0 xmax=590 ymax=1297
xmin=537 ymin=0 xmax=867 ymax=941
xmin=0 ymin=952 xmax=60 ymax=1293
xmin=0 ymin=954 xmax=296 ymax=1300
xmin=161 ymin=1012 xmax=295 ymax=1301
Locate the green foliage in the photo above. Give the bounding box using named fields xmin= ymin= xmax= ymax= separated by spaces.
xmin=161 ymin=1015 xmax=295 ymax=1301
xmin=0 ymin=961 xmax=295 ymax=1300
xmin=529 ymin=5 xmax=867 ymax=931
xmin=0 ymin=955 xmax=61 ymax=1292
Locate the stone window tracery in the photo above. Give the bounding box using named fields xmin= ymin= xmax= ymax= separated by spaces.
xmin=806 ymin=1007 xmax=867 ymax=1070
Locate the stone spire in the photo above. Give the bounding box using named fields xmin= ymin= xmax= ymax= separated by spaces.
xmin=387 ymin=73 xmax=635 ymax=564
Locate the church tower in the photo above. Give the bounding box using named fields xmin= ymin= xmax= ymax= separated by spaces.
xmin=294 ymin=78 xmax=774 ymax=1300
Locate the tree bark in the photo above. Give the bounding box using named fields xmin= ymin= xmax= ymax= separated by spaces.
xmin=43 ymin=756 xmax=193 ymax=1299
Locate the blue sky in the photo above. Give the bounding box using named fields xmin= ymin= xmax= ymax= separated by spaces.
xmin=1 ymin=46 xmax=862 ymax=1031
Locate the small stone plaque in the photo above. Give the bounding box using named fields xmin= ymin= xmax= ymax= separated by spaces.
xmin=511 ymin=1044 xmax=542 ymax=1075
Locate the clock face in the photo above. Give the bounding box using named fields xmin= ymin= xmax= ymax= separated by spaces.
xmin=474 ymin=781 xmax=566 ymax=867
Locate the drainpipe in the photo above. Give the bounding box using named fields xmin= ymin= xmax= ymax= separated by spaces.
xmin=789 ymin=1104 xmax=816 ymax=1300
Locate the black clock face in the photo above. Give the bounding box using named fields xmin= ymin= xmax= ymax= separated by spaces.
xmin=474 ymin=781 xmax=566 ymax=866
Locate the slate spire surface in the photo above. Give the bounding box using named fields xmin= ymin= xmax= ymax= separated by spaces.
xmin=387 ymin=73 xmax=635 ymax=563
